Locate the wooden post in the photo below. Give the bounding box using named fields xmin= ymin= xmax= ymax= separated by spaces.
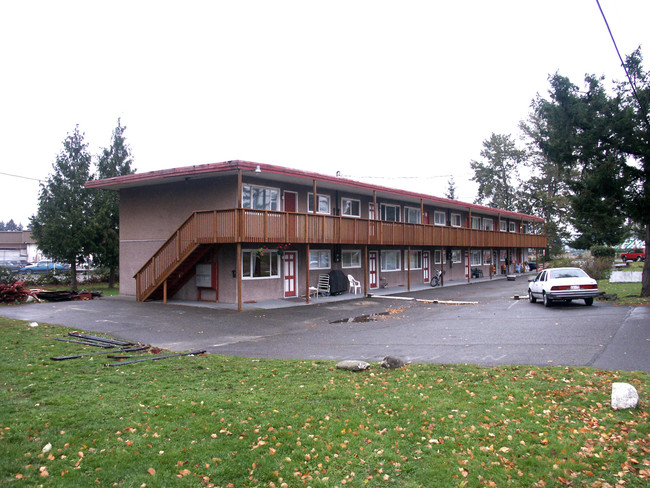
xmin=305 ymin=244 xmax=311 ymax=304
xmin=163 ymin=280 xmax=168 ymax=304
xmin=407 ymin=246 xmax=411 ymax=291
xmin=312 ymin=180 xmax=317 ymax=214
xmin=236 ymin=243 xmax=242 ymax=312
xmin=237 ymin=169 xmax=243 ymax=208
xmin=363 ymin=245 xmax=368 ymax=295
xmin=467 ymin=247 xmax=471 ymax=283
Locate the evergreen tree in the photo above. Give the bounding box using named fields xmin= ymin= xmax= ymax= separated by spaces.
xmin=30 ymin=126 xmax=93 ymax=290
xmin=90 ymin=119 xmax=135 ymax=288
xmin=470 ymin=133 xmax=525 ymax=210
xmin=444 ymin=176 xmax=457 ymax=200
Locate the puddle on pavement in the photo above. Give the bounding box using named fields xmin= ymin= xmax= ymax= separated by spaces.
xmin=331 ymin=312 xmax=391 ymax=324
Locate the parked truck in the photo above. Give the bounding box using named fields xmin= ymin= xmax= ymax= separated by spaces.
xmin=620 ymin=248 xmax=646 ymax=262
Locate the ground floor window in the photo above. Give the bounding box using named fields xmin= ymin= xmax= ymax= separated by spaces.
xmin=243 ymin=250 xmax=280 ymax=278
xmin=309 ymin=249 xmax=331 ymax=269
xmin=434 ymin=249 xmax=442 ymax=264
xmin=451 ymin=249 xmax=462 ymax=263
xmin=381 ymin=250 xmax=401 ymax=271
xmin=483 ymin=250 xmax=492 ymax=265
xmin=342 ymin=249 xmax=361 ymax=268
xmin=406 ymin=250 xmax=422 ymax=269
xmin=500 ymin=249 xmax=507 ymax=261
xmin=470 ymin=250 xmax=482 ymax=266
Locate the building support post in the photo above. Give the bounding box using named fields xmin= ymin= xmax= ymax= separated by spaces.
xmin=407 ymin=246 xmax=411 ymax=291
xmin=236 ymin=242 xmax=242 ymax=312
xmin=306 ymin=244 xmax=311 ymax=304
xmin=163 ymin=280 xmax=167 ymax=304
xmin=363 ymin=245 xmax=368 ymax=295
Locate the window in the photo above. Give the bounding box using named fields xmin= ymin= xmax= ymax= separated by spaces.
xmin=380 ymin=250 xmax=401 ymax=271
xmin=434 ymin=211 xmax=446 ymax=226
xmin=242 ymin=250 xmax=280 ymax=278
xmin=341 ymin=198 xmax=361 ymax=218
xmin=242 ymin=184 xmax=280 ymax=210
xmin=342 ymin=250 xmax=361 ymax=268
xmin=500 ymin=220 xmax=508 ymax=232
xmin=451 ymin=249 xmax=462 ymax=263
xmin=500 ymin=249 xmax=507 ymax=261
xmin=483 ymin=218 xmax=494 ymax=231
xmin=380 ymin=204 xmax=400 ymax=222
xmin=308 ymin=193 xmax=331 ymax=214
xmin=483 ymin=250 xmax=492 ymax=264
xmin=309 ymin=249 xmax=331 ymax=269
xmin=470 ymin=250 xmax=482 ymax=266
xmin=434 ymin=249 xmax=442 ymax=264
xmin=471 ymin=216 xmax=481 ymax=230
xmin=509 ymin=222 xmax=516 ymax=232
xmin=405 ymin=250 xmax=422 ymax=269
xmin=404 ymin=207 xmax=421 ymax=224
xmin=450 ymin=213 xmax=461 ymax=227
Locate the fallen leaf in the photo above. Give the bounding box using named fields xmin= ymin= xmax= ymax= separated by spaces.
xmin=147 ymin=468 xmax=156 ymax=476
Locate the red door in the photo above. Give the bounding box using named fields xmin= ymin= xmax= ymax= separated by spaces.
xmin=423 ymin=210 xmax=430 ymax=225
xmin=423 ymin=251 xmax=430 ymax=282
xmin=283 ymin=251 xmax=297 ymax=298
xmin=368 ymin=251 xmax=378 ymax=288
xmin=284 ymin=191 xmax=297 ymax=212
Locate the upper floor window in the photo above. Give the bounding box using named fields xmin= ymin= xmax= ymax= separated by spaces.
xmin=509 ymin=222 xmax=516 ymax=232
xmin=404 ymin=207 xmax=421 ymax=224
xmin=380 ymin=204 xmax=400 ymax=222
xmin=242 ymin=184 xmax=280 ymax=210
xmin=483 ymin=218 xmax=494 ymax=231
xmin=341 ymin=198 xmax=361 ymax=218
xmin=471 ymin=216 xmax=481 ymax=230
xmin=500 ymin=220 xmax=508 ymax=232
xmin=433 ymin=211 xmax=446 ymax=226
xmin=450 ymin=213 xmax=461 ymax=227
xmin=308 ymin=193 xmax=331 ymax=214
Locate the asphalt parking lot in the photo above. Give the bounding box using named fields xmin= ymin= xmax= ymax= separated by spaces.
xmin=1 ymin=278 xmax=648 ymax=372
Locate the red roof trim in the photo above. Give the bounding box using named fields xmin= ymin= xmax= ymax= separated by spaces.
xmin=85 ymin=160 xmax=544 ymax=222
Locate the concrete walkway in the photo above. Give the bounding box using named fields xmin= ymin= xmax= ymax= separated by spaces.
xmin=165 ymin=272 xmax=527 ymax=310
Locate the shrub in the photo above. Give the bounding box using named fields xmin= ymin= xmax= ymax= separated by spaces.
xmin=581 ymin=256 xmax=614 ymax=280
xmin=591 ymin=245 xmax=616 ymax=258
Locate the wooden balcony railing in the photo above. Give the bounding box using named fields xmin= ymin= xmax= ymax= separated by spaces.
xmin=135 ymin=208 xmax=547 ymax=301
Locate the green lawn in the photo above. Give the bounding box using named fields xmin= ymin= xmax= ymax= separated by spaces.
xmin=1 ymin=318 xmax=648 ymax=487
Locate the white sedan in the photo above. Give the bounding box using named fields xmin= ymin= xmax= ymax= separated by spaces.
xmin=528 ymin=267 xmax=599 ymax=307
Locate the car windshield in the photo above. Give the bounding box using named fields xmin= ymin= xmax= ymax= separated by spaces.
xmin=549 ymin=269 xmax=588 ymax=280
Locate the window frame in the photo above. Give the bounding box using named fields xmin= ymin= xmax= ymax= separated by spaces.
xmin=471 ymin=216 xmax=481 ymax=230
xmin=470 ymin=250 xmax=482 ymax=266
xmin=434 ymin=249 xmax=442 ymax=264
xmin=509 ymin=221 xmax=516 ymax=233
xmin=451 ymin=249 xmax=462 ymax=263
xmin=380 ymin=249 xmax=402 ymax=271
xmin=433 ymin=211 xmax=446 ymax=226
xmin=242 ymin=249 xmax=280 ymax=279
xmin=242 ymin=184 xmax=280 ymax=211
xmin=450 ymin=213 xmax=462 ymax=227
xmin=404 ymin=206 xmax=421 ymax=224
xmin=405 ymin=249 xmax=422 ymax=270
xmin=482 ymin=218 xmax=494 ymax=231
xmin=309 ymin=249 xmax=331 ymax=269
xmin=342 ymin=249 xmax=361 ymax=269
xmin=341 ymin=198 xmax=361 ymax=218
xmin=380 ymin=203 xmax=401 ymax=222
xmin=500 ymin=220 xmax=508 ymax=232
xmin=308 ymin=193 xmax=331 ymax=215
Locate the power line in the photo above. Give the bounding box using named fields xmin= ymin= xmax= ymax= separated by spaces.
xmin=596 ymin=0 xmax=650 ymax=127
xmin=0 ymin=171 xmax=42 ymax=183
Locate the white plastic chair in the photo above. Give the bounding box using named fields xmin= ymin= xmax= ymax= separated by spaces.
xmin=347 ymin=274 xmax=361 ymax=294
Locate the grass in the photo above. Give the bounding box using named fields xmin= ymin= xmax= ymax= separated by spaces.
xmin=1 ymin=318 xmax=648 ymax=488
xmin=599 ymin=262 xmax=649 ymax=306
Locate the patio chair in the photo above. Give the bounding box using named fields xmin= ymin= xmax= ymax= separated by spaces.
xmin=317 ymin=274 xmax=330 ymax=296
xmin=347 ymin=274 xmax=361 ymax=294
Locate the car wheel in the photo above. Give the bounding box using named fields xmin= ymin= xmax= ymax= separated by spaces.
xmin=543 ymin=292 xmax=552 ymax=307
xmin=528 ymin=290 xmax=537 ymax=303
xmin=584 ymin=297 xmax=594 ymax=306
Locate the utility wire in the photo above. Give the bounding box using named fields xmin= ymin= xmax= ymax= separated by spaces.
xmin=0 ymin=171 xmax=42 ymax=183
xmin=596 ymin=0 xmax=650 ymax=127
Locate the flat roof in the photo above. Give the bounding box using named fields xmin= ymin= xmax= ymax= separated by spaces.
xmin=86 ymin=160 xmax=544 ymax=222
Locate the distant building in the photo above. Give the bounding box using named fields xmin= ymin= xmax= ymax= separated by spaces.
xmin=0 ymin=230 xmax=41 ymax=263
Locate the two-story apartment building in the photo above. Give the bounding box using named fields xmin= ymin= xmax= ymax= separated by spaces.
xmin=86 ymin=160 xmax=547 ymax=310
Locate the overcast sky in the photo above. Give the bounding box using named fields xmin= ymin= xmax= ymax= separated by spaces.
xmin=1 ymin=0 xmax=649 ymax=228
